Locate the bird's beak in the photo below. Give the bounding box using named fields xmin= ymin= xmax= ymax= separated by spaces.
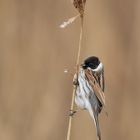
xmin=81 ymin=63 xmax=85 ymax=67
xmin=81 ymin=63 xmax=86 ymax=69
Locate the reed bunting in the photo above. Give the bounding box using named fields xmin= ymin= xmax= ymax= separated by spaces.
xmin=73 ymin=56 xmax=105 ymax=140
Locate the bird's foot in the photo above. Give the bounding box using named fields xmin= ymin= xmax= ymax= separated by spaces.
xmin=69 ymin=110 xmax=77 ymax=117
xmin=73 ymin=74 xmax=79 ymax=86
xmin=73 ymin=80 xmax=79 ymax=86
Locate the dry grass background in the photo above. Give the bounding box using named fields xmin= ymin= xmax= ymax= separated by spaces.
xmin=0 ymin=0 xmax=140 ymax=140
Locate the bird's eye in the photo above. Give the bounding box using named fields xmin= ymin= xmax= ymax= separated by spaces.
xmin=89 ymin=63 xmax=94 ymax=67
xmin=89 ymin=63 xmax=96 ymax=69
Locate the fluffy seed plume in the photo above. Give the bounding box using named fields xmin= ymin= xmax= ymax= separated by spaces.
xmin=60 ymin=15 xmax=80 ymax=28
xmin=60 ymin=0 xmax=86 ymax=28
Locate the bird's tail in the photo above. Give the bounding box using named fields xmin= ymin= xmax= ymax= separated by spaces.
xmin=94 ymin=114 xmax=101 ymax=140
xmin=88 ymin=106 xmax=101 ymax=140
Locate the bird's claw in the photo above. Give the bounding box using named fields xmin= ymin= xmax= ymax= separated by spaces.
xmin=73 ymin=80 xmax=79 ymax=86
xmin=69 ymin=110 xmax=77 ymax=117
xmin=73 ymin=74 xmax=79 ymax=86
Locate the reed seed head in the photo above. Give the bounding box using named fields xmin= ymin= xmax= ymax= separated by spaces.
xmin=73 ymin=0 xmax=86 ymax=15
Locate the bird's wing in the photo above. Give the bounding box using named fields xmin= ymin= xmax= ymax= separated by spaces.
xmin=85 ymin=69 xmax=105 ymax=106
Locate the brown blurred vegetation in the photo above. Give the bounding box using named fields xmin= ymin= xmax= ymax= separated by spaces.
xmin=0 ymin=0 xmax=140 ymax=140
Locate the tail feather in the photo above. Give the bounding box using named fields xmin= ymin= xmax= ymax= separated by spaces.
xmin=88 ymin=105 xmax=101 ymax=140
xmin=94 ymin=114 xmax=101 ymax=140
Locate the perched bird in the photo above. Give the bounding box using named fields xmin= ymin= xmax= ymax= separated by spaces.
xmin=73 ymin=56 xmax=105 ymax=140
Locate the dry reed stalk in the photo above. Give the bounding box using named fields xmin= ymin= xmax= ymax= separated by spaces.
xmin=66 ymin=16 xmax=83 ymax=140
xmin=66 ymin=1 xmax=86 ymax=140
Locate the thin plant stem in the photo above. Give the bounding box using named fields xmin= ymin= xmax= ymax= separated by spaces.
xmin=66 ymin=15 xmax=84 ymax=140
xmin=66 ymin=88 xmax=76 ymax=140
xmin=76 ymin=15 xmax=84 ymax=70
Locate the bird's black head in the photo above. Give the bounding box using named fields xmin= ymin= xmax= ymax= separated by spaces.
xmin=82 ymin=56 xmax=100 ymax=69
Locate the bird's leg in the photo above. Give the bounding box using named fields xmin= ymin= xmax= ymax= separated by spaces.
xmin=73 ymin=74 xmax=79 ymax=86
xmin=69 ymin=109 xmax=77 ymax=116
xmin=69 ymin=108 xmax=86 ymax=116
xmin=69 ymin=108 xmax=80 ymax=116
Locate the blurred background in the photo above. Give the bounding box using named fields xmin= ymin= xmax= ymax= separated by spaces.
xmin=0 ymin=0 xmax=140 ymax=140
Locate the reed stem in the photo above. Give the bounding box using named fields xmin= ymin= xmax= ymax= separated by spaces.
xmin=66 ymin=15 xmax=84 ymax=140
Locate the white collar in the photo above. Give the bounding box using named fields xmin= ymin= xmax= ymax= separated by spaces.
xmin=88 ymin=63 xmax=103 ymax=73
